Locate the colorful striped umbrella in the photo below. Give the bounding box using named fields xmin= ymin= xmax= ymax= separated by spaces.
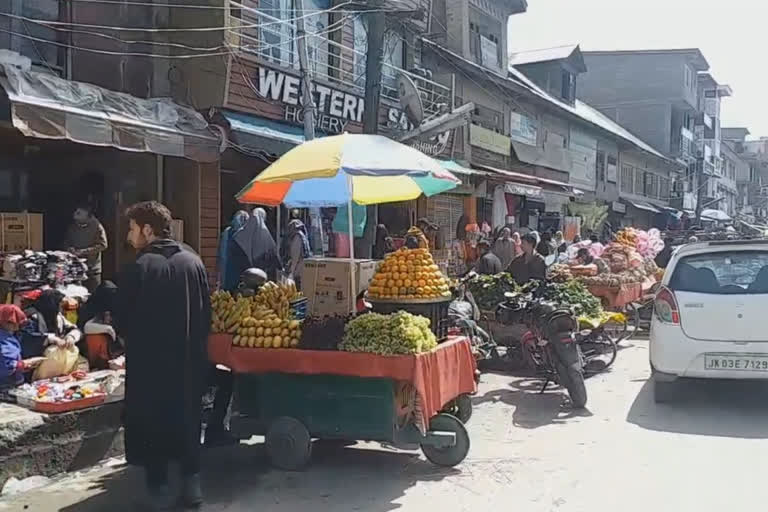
xmin=236 ymin=134 xmax=460 ymax=206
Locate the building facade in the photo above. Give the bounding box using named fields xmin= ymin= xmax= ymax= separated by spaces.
xmin=577 ymin=49 xmax=711 ymax=216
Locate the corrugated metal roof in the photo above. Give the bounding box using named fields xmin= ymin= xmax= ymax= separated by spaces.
xmin=508 ymin=44 xmax=585 ymax=72
xmin=582 ymin=49 xmax=709 ymax=71
xmin=506 ymin=65 xmax=673 ymax=163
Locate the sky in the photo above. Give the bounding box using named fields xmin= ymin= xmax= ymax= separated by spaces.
xmin=508 ymin=0 xmax=768 ymax=137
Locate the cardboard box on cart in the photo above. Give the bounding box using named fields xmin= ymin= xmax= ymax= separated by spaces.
xmin=0 ymin=212 xmax=43 ymax=251
xmin=302 ymin=258 xmax=377 ymax=315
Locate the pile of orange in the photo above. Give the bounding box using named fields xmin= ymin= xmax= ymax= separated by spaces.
xmin=368 ymin=247 xmax=451 ymax=300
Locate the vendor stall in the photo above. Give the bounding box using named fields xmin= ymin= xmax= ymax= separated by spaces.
xmin=211 ymin=134 xmax=476 ymax=468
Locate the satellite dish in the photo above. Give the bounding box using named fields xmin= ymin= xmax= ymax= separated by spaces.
xmin=398 ymin=73 xmax=424 ymax=126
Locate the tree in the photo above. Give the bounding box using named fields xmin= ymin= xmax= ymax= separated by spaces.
xmin=567 ymin=202 xmax=609 ymax=235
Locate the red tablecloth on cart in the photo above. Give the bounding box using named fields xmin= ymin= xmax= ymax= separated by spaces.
xmin=208 ymin=334 xmax=477 ymax=430
xmin=586 ymin=282 xmax=642 ymax=309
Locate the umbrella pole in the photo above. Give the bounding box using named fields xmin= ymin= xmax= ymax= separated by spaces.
xmin=347 ymin=174 xmax=356 ymax=314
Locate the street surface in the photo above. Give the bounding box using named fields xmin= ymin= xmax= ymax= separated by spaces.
xmin=3 ymin=336 xmax=768 ymax=512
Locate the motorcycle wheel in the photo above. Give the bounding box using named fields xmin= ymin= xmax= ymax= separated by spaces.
xmin=555 ymin=359 xmax=588 ymax=409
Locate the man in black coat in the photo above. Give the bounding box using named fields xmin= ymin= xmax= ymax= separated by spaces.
xmin=119 ymin=201 xmax=211 ymax=510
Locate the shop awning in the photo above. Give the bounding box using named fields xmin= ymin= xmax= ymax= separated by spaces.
xmin=0 ymin=63 xmax=220 ymax=162
xmin=511 ymin=141 xmax=569 ymax=174
xmin=439 ymin=160 xmax=489 ymax=176
xmin=624 ymin=200 xmax=661 ymax=214
xmin=702 ymin=208 xmax=731 ymax=222
xmin=476 ymin=164 xmax=582 ymax=196
xmin=223 ymin=111 xmax=306 ymax=146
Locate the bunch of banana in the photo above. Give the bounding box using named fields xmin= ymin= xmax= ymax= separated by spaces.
xmin=252 ymin=281 xmax=301 ymax=320
xmin=211 ymin=294 xmax=252 ymax=334
xmin=233 ymin=307 xmax=302 ymax=348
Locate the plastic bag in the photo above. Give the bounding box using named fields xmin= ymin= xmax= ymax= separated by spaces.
xmin=33 ymin=345 xmax=80 ymax=381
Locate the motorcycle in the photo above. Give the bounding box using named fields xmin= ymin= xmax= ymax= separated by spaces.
xmin=497 ymin=282 xmax=588 ymax=409
xmin=440 ymin=272 xmax=497 ymax=364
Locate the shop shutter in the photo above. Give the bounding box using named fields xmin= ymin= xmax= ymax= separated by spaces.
xmin=428 ymin=194 xmax=464 ymax=247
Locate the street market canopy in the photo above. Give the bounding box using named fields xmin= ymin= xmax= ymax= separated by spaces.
xmin=236 ymin=133 xmax=460 ymax=207
xmin=701 ymin=209 xmax=731 ymax=222
xmin=623 ymin=199 xmax=661 ymax=214
xmin=0 ymin=63 xmax=220 ymax=162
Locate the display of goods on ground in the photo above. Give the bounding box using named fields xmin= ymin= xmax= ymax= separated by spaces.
xmin=466 ymin=272 xmax=518 ymax=311
xmin=210 ymin=283 xmax=304 ymax=349
xmin=367 ymin=247 xmax=451 ymax=300
xmin=340 ymin=311 xmax=438 ymax=355
xmin=541 ymin=280 xmax=603 ymax=318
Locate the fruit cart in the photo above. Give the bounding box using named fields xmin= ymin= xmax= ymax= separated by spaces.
xmin=208 ymin=334 xmax=477 ymax=469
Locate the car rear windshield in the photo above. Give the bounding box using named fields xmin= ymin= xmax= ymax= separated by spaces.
xmin=669 ymin=251 xmax=768 ymax=294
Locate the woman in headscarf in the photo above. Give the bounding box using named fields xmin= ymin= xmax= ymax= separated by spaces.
xmin=373 ymin=224 xmax=394 ymax=260
xmin=492 ymin=227 xmax=517 ymax=269
xmin=511 ymin=231 xmax=523 ymax=259
xmin=78 ymin=280 xmax=118 ymax=329
xmin=80 ymin=281 xmax=122 ymax=370
xmin=0 ymin=305 xmax=43 ymax=390
xmin=286 ymin=219 xmax=311 ymax=288
xmin=20 ymin=289 xmax=81 ymax=358
xmin=450 ymin=215 xmax=469 ymax=276
xmin=217 ymin=210 xmax=250 ymax=291
xmin=233 ymin=208 xmax=283 ymax=281
xmin=554 ymin=231 xmax=567 ymax=254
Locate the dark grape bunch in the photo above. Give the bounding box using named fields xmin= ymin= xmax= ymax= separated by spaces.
xmin=298 ymin=314 xmax=354 ymax=350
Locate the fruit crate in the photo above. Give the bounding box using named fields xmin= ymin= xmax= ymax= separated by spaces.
xmin=368 ymin=296 xmax=451 ymax=338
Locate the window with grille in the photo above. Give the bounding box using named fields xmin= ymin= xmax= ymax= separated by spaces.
xmin=621 ymin=164 xmax=634 ymax=193
xmin=659 ymin=177 xmax=670 ymax=200
xmin=644 ymin=173 xmax=658 ymax=198
xmin=596 ymin=150 xmax=606 ymax=183
xmin=2 ymin=0 xmax=64 ymax=73
xmin=257 ymin=0 xmax=330 ymax=77
xmin=634 ymin=169 xmax=645 ymax=196
xmin=354 ymin=18 xmax=405 ymax=94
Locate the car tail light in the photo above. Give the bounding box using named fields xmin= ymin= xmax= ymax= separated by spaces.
xmin=654 ymin=286 xmax=680 ymax=325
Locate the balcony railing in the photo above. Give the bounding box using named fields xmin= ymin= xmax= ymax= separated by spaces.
xmin=678 ymin=126 xmax=695 ymax=161
xmin=227 ymin=3 xmax=452 ymax=123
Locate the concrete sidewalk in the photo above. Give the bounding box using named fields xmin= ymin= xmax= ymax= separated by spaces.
xmin=0 ymin=402 xmax=124 ymax=491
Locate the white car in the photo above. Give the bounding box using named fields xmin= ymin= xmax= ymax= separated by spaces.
xmin=649 ymin=240 xmax=768 ymax=402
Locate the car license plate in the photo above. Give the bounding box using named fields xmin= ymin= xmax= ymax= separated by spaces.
xmin=704 ymin=354 xmax=768 ymax=371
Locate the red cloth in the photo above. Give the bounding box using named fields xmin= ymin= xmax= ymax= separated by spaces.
xmin=208 ymin=334 xmax=477 ymax=430
xmin=0 ymin=304 xmax=27 ymax=326
xmin=586 ymin=282 xmax=642 ymax=309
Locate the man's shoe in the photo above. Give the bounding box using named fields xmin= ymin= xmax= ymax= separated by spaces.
xmin=182 ymin=474 xmax=204 ymax=509
xmin=147 ymin=485 xmax=175 ymax=511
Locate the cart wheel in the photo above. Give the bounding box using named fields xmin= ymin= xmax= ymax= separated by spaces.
xmin=266 ymin=417 xmax=312 ymax=471
xmin=421 ymin=413 xmax=470 ymax=467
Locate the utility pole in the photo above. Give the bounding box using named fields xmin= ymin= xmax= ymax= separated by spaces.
xmin=362 ymin=0 xmax=385 ymax=135
xmin=295 ymin=0 xmax=316 ymax=141
xmin=695 ymin=162 xmax=708 ymax=227
xmin=295 ymin=0 xmax=324 ymax=254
